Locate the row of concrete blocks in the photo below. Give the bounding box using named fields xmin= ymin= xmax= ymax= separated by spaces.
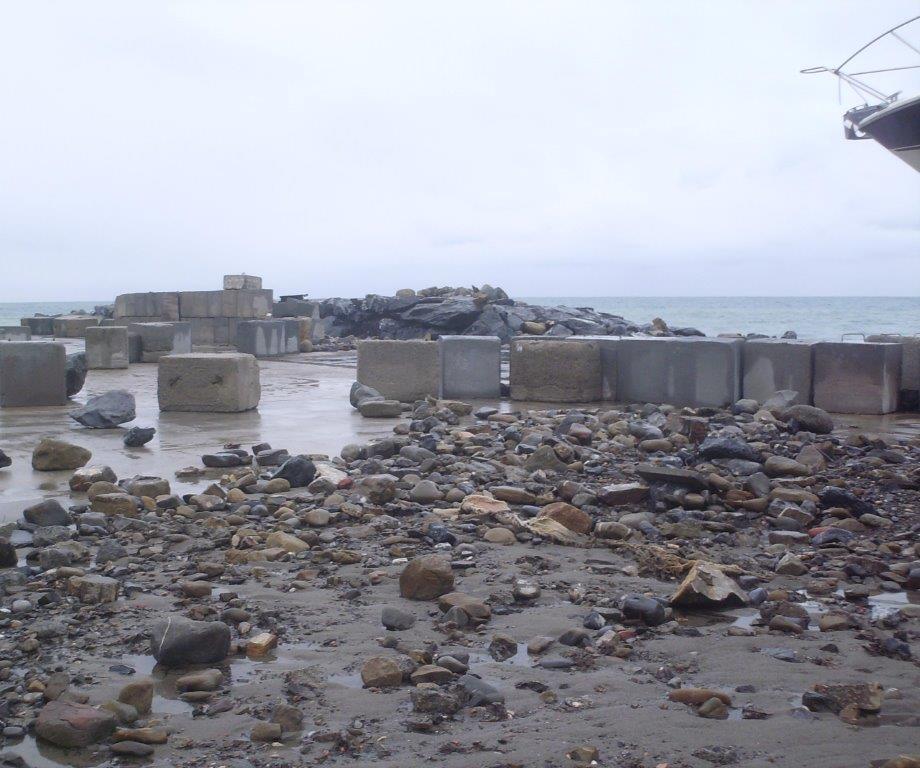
xmin=233 ymin=319 xmax=316 ymax=356
xmin=19 ymin=315 xmax=102 ymax=338
xmin=356 ymin=336 xmax=916 ymax=414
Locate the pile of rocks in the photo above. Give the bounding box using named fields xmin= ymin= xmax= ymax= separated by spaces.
xmin=0 ymin=391 xmax=917 ymax=765
xmin=275 ymin=284 xmax=704 ymax=342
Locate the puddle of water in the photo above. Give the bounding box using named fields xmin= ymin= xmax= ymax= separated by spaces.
xmin=729 ymin=611 xmax=758 ymax=629
xmin=2 ymin=734 xmax=105 ymax=768
xmin=868 ymin=591 xmax=917 ymax=620
xmin=329 ymin=671 xmax=363 ymax=689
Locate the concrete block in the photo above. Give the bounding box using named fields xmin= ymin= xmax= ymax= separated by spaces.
xmin=439 ymin=335 xmax=501 ymax=399
xmin=52 ymin=316 xmax=100 ymax=338
xmin=1 ymin=326 xmax=31 ymax=341
xmin=127 ymin=333 xmax=143 ymax=363
xmin=813 ymin=342 xmax=901 ymax=414
xmin=0 ymin=342 xmax=67 ymax=406
xmin=129 ymin=322 xmax=192 ymax=363
xmin=867 ymin=335 xmax=919 ymax=409
xmin=85 ymin=326 xmax=129 ymax=369
xmin=273 ymin=298 xmax=319 ymax=319
xmin=236 ymin=320 xmax=285 ymax=357
xmin=568 ymin=335 xmax=620 ymax=400
xmin=616 ymin=337 xmax=743 ymax=408
xmin=510 ymin=338 xmax=602 ymax=402
xmin=114 ymin=292 xmax=180 ymax=321
xmin=357 ymin=340 xmax=439 ymax=402
xmin=157 ymin=353 xmax=260 ymax=412
xmin=224 ymin=274 xmax=262 ymax=290
xmin=282 ymin=319 xmax=300 ymax=353
xmin=20 ymin=317 xmax=55 ymax=335
xmin=742 ymin=339 xmax=816 ymax=405
xmin=187 ymin=317 xmax=236 ymax=346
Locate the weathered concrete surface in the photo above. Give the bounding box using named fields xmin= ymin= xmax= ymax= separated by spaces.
xmin=568 ymin=335 xmax=620 ymax=400
xmin=178 ymin=289 xmax=273 ymax=319
xmin=439 ymin=335 xmax=501 ymax=399
xmin=813 ymin=342 xmax=901 ymax=414
xmin=129 ymin=322 xmax=193 ymax=363
xmin=1 ymin=326 xmax=31 ymax=341
xmin=282 ymin=319 xmax=301 ymax=354
xmin=510 ymin=338 xmax=602 ymax=402
xmin=114 ymin=291 xmax=180 ymax=321
xmin=743 ymin=339 xmax=816 ymax=405
xmin=84 ymin=326 xmax=129 ymax=370
xmin=867 ymin=334 xmax=920 ymax=411
xmin=617 ymin=337 xmax=743 ymax=408
xmin=157 ymin=353 xmax=261 ymax=413
xmin=20 ymin=316 xmax=55 ymax=335
xmin=0 ymin=342 xmax=67 ymax=407
xmin=223 ymin=274 xmax=263 ymax=290
xmin=52 ymin=315 xmax=100 ymax=338
xmin=236 ymin=320 xmax=285 ymax=357
xmin=357 ymin=340 xmax=439 ymax=401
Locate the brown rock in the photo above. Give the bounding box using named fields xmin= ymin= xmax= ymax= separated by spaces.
xmin=361 ymin=656 xmax=402 ymax=688
xmin=539 ymin=501 xmax=592 ymax=534
xmin=399 ymin=555 xmax=454 ymax=600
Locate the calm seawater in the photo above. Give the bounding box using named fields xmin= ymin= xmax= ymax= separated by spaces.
xmin=0 ymin=297 xmax=916 ymax=341
xmin=522 ymin=297 xmax=919 ymax=341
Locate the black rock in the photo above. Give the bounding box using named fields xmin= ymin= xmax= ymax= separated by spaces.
xmin=0 ymin=539 xmax=16 ymax=568
xmin=622 ymin=595 xmax=668 ymax=626
xmin=65 ymin=353 xmax=87 ymax=397
xmin=381 ymin=606 xmax=416 ymax=631
xmin=0 ymin=449 xmax=10 ymax=469
xmin=698 ymin=436 xmax=761 ymax=462
xmin=23 ymin=500 xmax=71 ymax=527
xmin=202 ymin=453 xmax=246 ymax=468
xmin=817 ymin=487 xmax=874 ymax=516
xmin=70 ymin=390 xmax=136 ymax=428
xmin=349 ymin=381 xmax=383 ymax=408
xmin=271 ymin=455 xmax=316 ymax=488
xmin=783 ymin=404 xmax=834 ymax=435
xmin=123 ymin=427 xmax=155 ymax=448
xmin=149 ymin=616 xmax=230 ymax=667
xmin=459 ymin=674 xmax=505 ymax=706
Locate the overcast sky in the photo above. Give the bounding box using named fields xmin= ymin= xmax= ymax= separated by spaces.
xmin=1 ymin=1 xmax=918 ymax=301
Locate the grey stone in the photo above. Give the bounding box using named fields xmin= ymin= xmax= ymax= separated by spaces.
xmin=70 ymin=390 xmax=136 ymax=428
xmin=23 ymin=499 xmax=71 ymax=527
xmin=65 ymin=352 xmax=87 ymax=397
xmin=123 ymin=426 xmax=156 ymax=447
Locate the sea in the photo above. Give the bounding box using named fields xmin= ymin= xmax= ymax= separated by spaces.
xmin=1 ymin=297 xmax=917 ymax=341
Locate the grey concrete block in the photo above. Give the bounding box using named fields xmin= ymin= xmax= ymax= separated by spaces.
xmin=1 ymin=326 xmax=31 ymax=341
xmin=157 ymin=353 xmax=260 ymax=412
xmin=127 ymin=333 xmax=143 ymax=363
xmin=236 ymin=320 xmax=285 ymax=357
xmin=510 ymin=338 xmax=602 ymax=402
xmin=439 ymin=335 xmax=501 ymax=399
xmin=568 ymin=335 xmax=620 ymax=400
xmin=21 ymin=317 xmax=55 ymax=335
xmin=813 ymin=342 xmax=901 ymax=414
xmin=742 ymin=339 xmax=816 ymax=405
xmin=129 ymin=322 xmax=192 ymax=363
xmin=224 ymin=274 xmax=263 ymax=290
xmin=357 ymin=340 xmax=439 ymax=402
xmin=273 ymin=298 xmax=320 ymax=319
xmin=0 ymin=342 xmax=67 ymax=406
xmin=52 ymin=316 xmax=100 ymax=338
xmin=282 ymin=319 xmax=300 ymax=353
xmin=114 ymin=292 xmax=180 ymax=321
xmin=616 ymin=337 xmax=743 ymax=408
xmin=85 ymin=326 xmax=129 ymax=369
xmin=187 ymin=317 xmax=236 ymax=346
xmin=867 ymin=335 xmax=919 ymax=408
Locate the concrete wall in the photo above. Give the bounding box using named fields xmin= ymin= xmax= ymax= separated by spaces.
xmin=158 ymin=353 xmax=261 ymax=412
xmin=0 ymin=326 xmax=31 ymax=341
xmin=20 ymin=317 xmax=55 ymax=336
xmin=510 ymin=338 xmax=602 ymax=402
xmin=357 ymin=340 xmax=439 ymax=401
xmin=236 ymin=320 xmax=285 ymax=357
xmin=439 ymin=335 xmax=501 ymax=399
xmin=567 ymin=335 xmax=619 ymax=401
xmin=742 ymin=339 xmax=816 ymax=405
xmin=85 ymin=326 xmax=129 ymax=369
xmin=867 ymin=335 xmax=919 ymax=410
xmin=52 ymin=316 xmax=100 ymax=338
xmin=0 ymin=342 xmax=67 ymax=406
xmin=129 ymin=322 xmax=193 ymax=363
xmin=813 ymin=342 xmax=901 ymax=414
xmin=617 ymin=337 xmax=743 ymax=408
